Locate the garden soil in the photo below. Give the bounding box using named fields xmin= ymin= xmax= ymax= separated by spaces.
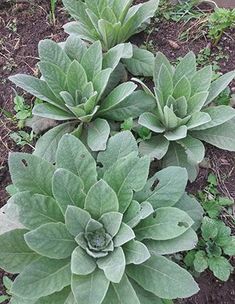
xmin=0 ymin=1 xmax=235 ymax=303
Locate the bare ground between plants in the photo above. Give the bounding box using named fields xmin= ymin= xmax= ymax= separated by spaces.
xmin=0 ymin=1 xmax=235 ymax=303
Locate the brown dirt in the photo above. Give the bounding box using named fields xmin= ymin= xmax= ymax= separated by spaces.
xmin=0 ymin=1 xmax=235 ymax=303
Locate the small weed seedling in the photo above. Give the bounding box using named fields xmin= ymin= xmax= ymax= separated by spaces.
xmin=13 ymin=92 xmax=32 ymax=129
xmin=50 ymin=0 xmax=58 ymax=25
xmin=0 ymin=276 xmax=12 ymax=303
xmin=198 ymin=173 xmax=234 ymax=219
xmin=208 ymin=8 xmax=235 ymax=45
xmin=184 ymin=174 xmax=235 ymax=282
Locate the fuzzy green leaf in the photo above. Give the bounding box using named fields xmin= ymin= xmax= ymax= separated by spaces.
xmin=11 ymin=257 xmax=71 ymax=299
xmin=56 ymin=134 xmax=97 ymax=193
xmin=145 ymin=228 xmax=198 ymax=255
xmin=113 ymin=223 xmax=135 ymax=247
xmin=135 ymin=207 xmax=194 ymax=241
xmin=0 ymin=229 xmax=39 ymax=274
xmin=34 ymin=122 xmax=75 ymax=163
xmin=97 ymin=131 xmax=138 ymax=171
xmin=103 ymin=274 xmax=141 ymax=304
xmin=139 ymin=135 xmax=169 ymax=160
xmin=123 ymin=240 xmax=150 ymax=265
xmin=71 ymin=269 xmax=109 ymax=304
xmin=53 ymin=168 xmax=86 ymax=213
xmin=25 ymin=223 xmax=76 ymax=259
xmin=134 ymin=166 xmax=188 ymax=209
xmin=65 ymin=206 xmax=91 ymax=236
xmin=9 ymin=153 xmax=55 ymax=196
xmin=127 ymin=255 xmax=199 ymax=299
xmin=97 ymin=247 xmax=126 ymax=283
xmin=12 ymin=192 xmax=64 ymax=230
xmin=99 ymin=212 xmax=123 ymax=237
xmin=71 ymin=246 xmax=96 ymax=275
xmin=87 ymin=118 xmax=110 ymax=151
xmin=123 ymin=47 xmax=154 ymax=77
xmin=85 ymin=180 xmax=119 ymax=219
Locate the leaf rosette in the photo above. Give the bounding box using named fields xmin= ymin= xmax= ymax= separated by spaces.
xmin=137 ymin=51 xmax=235 ymax=181
xmin=9 ymin=37 xmax=155 ymax=161
xmin=62 ymin=0 xmax=159 ymax=51
xmin=0 ymin=131 xmax=202 ymax=303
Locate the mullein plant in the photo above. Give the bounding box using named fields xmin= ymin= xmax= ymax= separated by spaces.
xmin=9 ymin=36 xmax=155 ymax=162
xmin=62 ymin=0 xmax=159 ymax=51
xmin=135 ymin=51 xmax=235 ymax=181
xmin=0 ymin=131 xmax=203 ymax=304
xmin=62 ymin=0 xmax=158 ymax=77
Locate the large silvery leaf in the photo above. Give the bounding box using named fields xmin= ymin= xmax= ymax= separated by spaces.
xmin=85 ymin=180 xmax=119 ymax=219
xmin=162 ymin=143 xmax=199 ymax=182
xmin=81 ymin=41 xmax=103 ymax=80
xmin=173 ymin=52 xmax=196 ymax=84
xmin=127 ymin=255 xmax=199 ymax=299
xmin=99 ymin=91 xmax=156 ymax=121
xmin=39 ymin=39 xmax=71 ymax=72
xmin=8 ymin=75 xmax=65 ymax=108
xmin=71 ymin=246 xmax=96 ymax=275
xmin=87 ymin=118 xmax=110 ymax=151
xmin=0 ymin=229 xmax=39 ymax=273
xmin=123 ymin=240 xmax=150 ymax=265
xmin=102 ymin=275 xmax=141 ymax=304
xmin=104 ymin=154 xmax=150 ymax=212
xmin=97 ymin=247 xmax=126 ymax=283
xmin=192 ymin=118 xmax=235 ymax=151
xmin=134 ymin=167 xmax=188 ymax=208
xmin=145 ymin=228 xmax=198 ymax=255
xmin=177 ymin=136 xmax=205 ymax=164
xmin=139 ymin=135 xmax=169 ymax=160
xmin=135 ymin=207 xmax=194 ymax=241
xmin=192 ymin=106 xmax=235 ymax=130
xmin=175 ymin=194 xmax=203 ymax=231
xmin=71 ymin=269 xmax=109 ymax=304
xmin=205 ymin=70 xmax=235 ymax=105
xmin=98 ymin=82 xmax=137 ymax=115
xmin=11 ymin=192 xmax=64 ymax=229
xmin=25 ymin=223 xmax=76 ymax=259
xmin=9 ymin=153 xmax=55 ymax=196
xmin=130 ymin=280 xmax=167 ymax=304
xmin=52 ymin=168 xmax=86 ymax=213
xmin=34 ymin=287 xmax=73 ymax=304
xmin=103 ymin=43 xmax=133 ymax=69
xmin=11 ymin=257 xmax=71 ymax=299
xmin=38 ymin=62 xmax=67 ymax=97
xmin=56 ymin=134 xmax=97 ymax=192
xmin=123 ymin=47 xmax=154 ymax=77
xmin=34 ymin=122 xmax=75 ymax=163
xmin=97 ymin=131 xmax=138 ymax=171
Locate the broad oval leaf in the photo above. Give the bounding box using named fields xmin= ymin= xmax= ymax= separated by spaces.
xmin=11 ymin=192 xmax=64 ymax=230
xmin=0 ymin=229 xmax=39 ymax=274
xmin=71 ymin=269 xmax=109 ymax=304
xmin=52 ymin=168 xmax=86 ymax=213
xmin=9 ymin=153 xmax=55 ymax=196
xmin=135 ymin=207 xmax=194 ymax=241
xmin=97 ymin=247 xmax=126 ymax=283
xmin=85 ymin=179 xmax=119 ymax=219
xmin=127 ymin=255 xmax=199 ymax=299
xmin=56 ymin=134 xmax=97 ymax=193
xmin=25 ymin=223 xmax=76 ymax=259
xmin=11 ymin=257 xmax=71 ymax=299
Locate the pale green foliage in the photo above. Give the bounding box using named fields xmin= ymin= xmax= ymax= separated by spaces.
xmin=63 ymin=0 xmax=159 ymax=51
xmin=137 ymin=51 xmax=235 ymax=181
xmin=9 ymin=37 xmax=155 ymax=160
xmin=0 ymin=132 xmax=202 ymax=303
